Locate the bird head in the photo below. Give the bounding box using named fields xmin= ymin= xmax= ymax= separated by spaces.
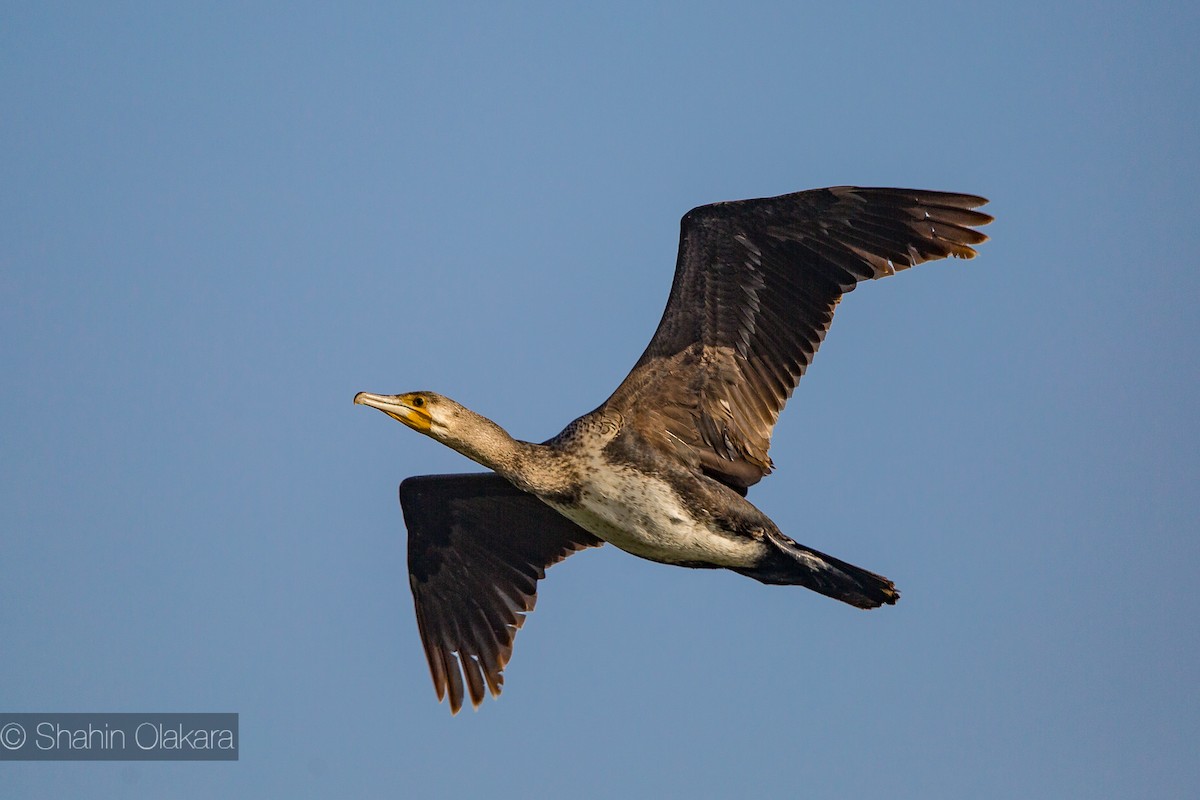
xmin=354 ymin=390 xmax=522 ymax=474
xmin=354 ymin=391 xmax=443 ymax=436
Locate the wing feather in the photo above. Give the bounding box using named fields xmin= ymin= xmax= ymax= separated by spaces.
xmin=400 ymin=473 xmax=603 ymax=713
xmin=602 ymin=186 xmax=992 ymax=489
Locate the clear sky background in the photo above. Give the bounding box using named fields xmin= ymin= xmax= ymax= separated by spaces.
xmin=3 ymin=2 xmax=1198 ymax=798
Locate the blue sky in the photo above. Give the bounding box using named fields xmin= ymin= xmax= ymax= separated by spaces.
xmin=3 ymin=2 xmax=1198 ymax=797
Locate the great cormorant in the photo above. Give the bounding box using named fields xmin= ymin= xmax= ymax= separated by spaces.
xmin=355 ymin=186 xmax=992 ymax=713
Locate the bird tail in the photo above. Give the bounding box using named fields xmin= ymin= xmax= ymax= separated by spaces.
xmin=735 ymin=529 xmax=900 ymax=609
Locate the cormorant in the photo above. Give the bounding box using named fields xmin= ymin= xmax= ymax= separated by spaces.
xmin=355 ymin=186 xmax=992 ymax=713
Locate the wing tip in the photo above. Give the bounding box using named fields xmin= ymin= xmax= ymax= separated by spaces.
xmin=436 ymin=653 xmax=506 ymax=715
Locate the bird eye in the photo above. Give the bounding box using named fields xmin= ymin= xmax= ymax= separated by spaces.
xmin=411 ymin=396 xmax=425 ymax=408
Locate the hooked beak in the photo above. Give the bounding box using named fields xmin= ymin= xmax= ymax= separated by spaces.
xmin=354 ymin=392 xmax=432 ymax=433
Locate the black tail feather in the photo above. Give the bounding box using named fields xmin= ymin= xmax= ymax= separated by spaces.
xmin=734 ymin=529 xmax=899 ymax=609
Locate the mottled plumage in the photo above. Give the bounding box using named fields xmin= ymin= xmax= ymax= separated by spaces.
xmin=356 ymin=186 xmax=992 ymax=713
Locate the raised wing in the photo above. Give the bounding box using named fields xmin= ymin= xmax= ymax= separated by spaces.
xmin=602 ymin=186 xmax=992 ymax=490
xmin=400 ymin=473 xmax=603 ymax=714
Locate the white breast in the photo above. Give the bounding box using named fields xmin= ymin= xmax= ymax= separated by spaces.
xmin=544 ymin=464 xmax=764 ymax=568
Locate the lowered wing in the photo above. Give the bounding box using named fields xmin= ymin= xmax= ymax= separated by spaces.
xmin=400 ymin=473 xmax=603 ymax=713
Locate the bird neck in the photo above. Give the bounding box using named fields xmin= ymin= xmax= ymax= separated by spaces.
xmin=440 ymin=409 xmax=569 ymax=497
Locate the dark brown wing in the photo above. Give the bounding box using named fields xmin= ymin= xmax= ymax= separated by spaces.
xmin=399 ymin=472 xmax=603 ymax=714
xmin=602 ymin=186 xmax=992 ymax=490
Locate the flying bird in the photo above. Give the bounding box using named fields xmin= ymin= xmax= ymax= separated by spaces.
xmin=356 ymin=186 xmax=992 ymax=713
